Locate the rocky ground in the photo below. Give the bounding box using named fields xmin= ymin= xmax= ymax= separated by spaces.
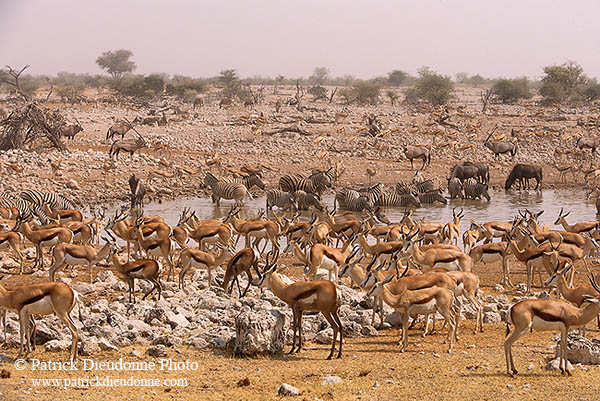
xmin=1 ymin=87 xmax=600 ymax=399
xmin=1 ymin=86 xmax=598 ymax=208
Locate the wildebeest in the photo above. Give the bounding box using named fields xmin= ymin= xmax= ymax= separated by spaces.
xmin=106 ymin=121 xmax=133 ymax=141
xmin=110 ymin=137 xmax=146 ymax=160
xmin=447 ymin=177 xmax=464 ymax=199
xmin=59 ymin=120 xmax=83 ymax=141
xmin=505 ymin=164 xmax=543 ymax=190
xmin=450 ymin=164 xmax=478 ymax=182
xmin=463 ymin=162 xmax=490 ymax=184
xmin=464 ymin=178 xmax=491 ymax=201
xmin=403 ymin=145 xmax=431 ymax=170
xmin=577 ymin=136 xmax=600 ymax=154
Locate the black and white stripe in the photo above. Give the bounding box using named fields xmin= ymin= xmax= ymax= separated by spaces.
xmin=358 ymin=183 xmax=383 ymax=205
xmin=0 ymin=193 xmax=49 ymax=223
xmin=20 ymin=189 xmax=76 ymax=210
xmin=375 ymin=192 xmax=421 ymax=208
xmin=279 ymin=170 xmax=332 ymax=196
xmin=464 ymin=178 xmax=491 ymax=201
xmin=335 ymin=188 xmax=372 ymax=212
xmin=293 ymin=190 xmax=324 ymax=211
xmin=265 ymin=189 xmax=297 ymax=211
xmin=414 ymin=179 xmax=435 ymax=194
xmin=418 ymin=189 xmax=448 ymax=204
xmin=221 ymin=174 xmax=265 ymax=190
xmin=205 ymin=172 xmax=251 ymax=206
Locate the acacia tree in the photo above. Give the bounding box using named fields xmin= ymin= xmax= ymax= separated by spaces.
xmin=309 ymin=67 xmax=330 ymax=86
xmin=96 ymin=50 xmax=136 ymax=80
xmin=540 ymin=61 xmax=587 ymax=104
xmin=387 ymin=70 xmax=407 ymax=87
xmin=404 ymin=67 xmax=454 ymax=105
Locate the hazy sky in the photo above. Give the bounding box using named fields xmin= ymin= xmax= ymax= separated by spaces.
xmin=1 ymin=1 xmax=599 ymax=79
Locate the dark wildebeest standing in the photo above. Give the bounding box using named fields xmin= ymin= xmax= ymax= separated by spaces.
xmin=463 ymin=162 xmax=490 ymax=184
xmin=505 ymin=164 xmax=543 ymax=190
xmin=450 ymin=164 xmax=478 ymax=182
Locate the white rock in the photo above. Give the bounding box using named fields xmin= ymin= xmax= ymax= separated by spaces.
xmin=278 ymin=383 xmax=300 ymax=396
xmin=234 ymin=309 xmax=286 ymax=356
xmin=322 ymin=376 xmax=342 ymax=385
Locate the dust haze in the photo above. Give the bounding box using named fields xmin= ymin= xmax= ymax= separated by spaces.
xmin=1 ymin=0 xmax=599 ymax=78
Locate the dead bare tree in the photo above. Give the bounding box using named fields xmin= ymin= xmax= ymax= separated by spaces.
xmin=0 ymin=65 xmax=69 ymax=151
xmin=481 ymin=89 xmax=494 ymax=113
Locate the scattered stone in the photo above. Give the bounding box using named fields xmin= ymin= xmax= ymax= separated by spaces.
xmin=556 ymin=333 xmax=600 ymax=365
xmin=234 ymin=309 xmax=286 ymax=356
xmin=507 ymin=384 xmax=515 ymax=390
xmin=278 ymin=383 xmax=300 ymax=396
xmin=322 ymin=376 xmax=342 ymax=385
xmin=483 ymin=312 xmax=501 ymax=324
xmin=146 ymin=345 xmax=167 ymax=357
xmin=546 ymin=357 xmax=573 ymax=372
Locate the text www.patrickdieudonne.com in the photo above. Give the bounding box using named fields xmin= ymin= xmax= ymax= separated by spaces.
xmin=16 ymin=358 xmax=197 ymax=389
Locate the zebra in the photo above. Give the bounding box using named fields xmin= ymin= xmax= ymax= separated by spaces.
xmin=358 ymin=183 xmax=383 ymax=205
xmin=265 ymin=189 xmax=298 ymax=211
xmin=334 ymin=188 xmax=373 ymax=212
xmin=279 ymin=170 xmax=332 ymax=196
xmin=20 ymin=189 xmax=76 ymax=211
xmin=464 ymin=178 xmax=491 ymax=201
xmin=221 ymin=174 xmax=265 ymax=190
xmin=204 ymin=172 xmax=252 ymax=207
xmin=414 ymin=179 xmax=435 ymax=194
xmin=418 ymin=189 xmax=448 ymax=204
xmin=447 ymin=178 xmax=464 ymax=199
xmin=293 ymin=190 xmax=325 ymax=211
xmin=412 ymin=171 xmax=425 ymax=185
xmin=375 ymin=192 xmax=421 ymax=208
xmin=0 ymin=193 xmax=49 ymax=223
xmin=395 ymin=181 xmax=415 ymax=195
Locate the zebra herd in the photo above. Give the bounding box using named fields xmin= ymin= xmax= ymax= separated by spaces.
xmin=0 ymin=190 xmax=76 ymax=223
xmin=203 ymin=162 xmax=494 ymax=214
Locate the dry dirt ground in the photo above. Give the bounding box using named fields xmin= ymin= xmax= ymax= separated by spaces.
xmin=2 ymin=259 xmax=600 ymax=400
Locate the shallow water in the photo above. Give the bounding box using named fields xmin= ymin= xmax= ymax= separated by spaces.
xmin=106 ymin=188 xmax=598 ymax=249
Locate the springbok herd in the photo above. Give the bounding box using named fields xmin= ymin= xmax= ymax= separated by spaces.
xmin=0 ymin=179 xmax=599 ymax=378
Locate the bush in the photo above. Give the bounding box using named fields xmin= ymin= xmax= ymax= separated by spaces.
xmin=337 ymin=87 xmax=355 ymax=105
xmin=491 ymin=78 xmax=531 ymax=103
xmin=351 ymin=80 xmax=381 ymax=105
xmin=166 ymin=75 xmax=206 ymax=98
xmin=540 ymin=61 xmax=587 ymax=104
xmin=582 ymin=79 xmax=600 ymax=102
xmin=112 ymin=74 xmax=163 ymax=99
xmin=404 ymin=67 xmax=454 ymax=105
